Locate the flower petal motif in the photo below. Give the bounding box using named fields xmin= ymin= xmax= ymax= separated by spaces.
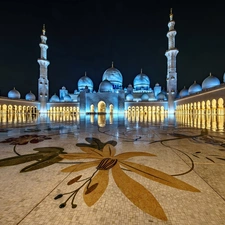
xmin=116 ymin=152 xmax=156 ymax=160
xmin=0 ymin=154 xmax=43 ymax=166
xmin=83 ymin=170 xmax=109 ymax=206
xmin=61 ymin=160 xmax=102 ymax=172
xmin=20 ymin=154 xmax=63 ymax=173
xmin=112 ymin=163 xmax=167 ymax=221
xmin=79 ymin=147 xmax=104 ymax=157
xmin=120 ymin=161 xmax=200 ymax=192
xmin=0 ymin=147 xmax=65 ymax=172
xmin=76 ymin=137 xmax=117 ymax=150
xmin=0 ymin=135 xmax=51 ymax=145
xmin=59 ymin=153 xmax=103 ymax=160
xmin=102 ymin=144 xmax=116 ymax=157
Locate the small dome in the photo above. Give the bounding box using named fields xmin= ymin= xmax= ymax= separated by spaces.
xmin=202 ymin=73 xmax=220 ymax=90
xmin=149 ymin=92 xmax=156 ymax=101
xmin=49 ymin=94 xmax=60 ymax=103
xmin=64 ymin=94 xmax=72 ymax=102
xmin=99 ymin=80 xmax=113 ymax=92
xmin=78 ymin=72 xmax=93 ymax=92
xmin=126 ymin=94 xmax=133 ymax=101
xmin=8 ymin=87 xmax=21 ymax=99
xmin=102 ymin=62 xmax=123 ymax=89
xmin=157 ymin=92 xmax=166 ymax=100
xmin=188 ymin=81 xmax=202 ymax=94
xmin=179 ymin=87 xmax=189 ymax=98
xmin=126 ymin=84 xmax=133 ymax=94
xmin=141 ymin=93 xmax=149 ymax=101
xmin=25 ymin=91 xmax=36 ymax=101
xmin=133 ymin=69 xmax=150 ymax=90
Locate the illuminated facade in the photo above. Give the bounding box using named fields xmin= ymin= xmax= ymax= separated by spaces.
xmin=0 ymin=9 xmax=225 ymax=118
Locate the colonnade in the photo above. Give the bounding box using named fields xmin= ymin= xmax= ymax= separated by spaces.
xmin=176 ymin=98 xmax=224 ymax=115
xmin=0 ymin=104 xmax=38 ymax=114
xmin=126 ymin=105 xmax=167 ymax=114
xmin=48 ymin=106 xmax=79 ymax=114
xmin=124 ymin=105 xmax=167 ymax=123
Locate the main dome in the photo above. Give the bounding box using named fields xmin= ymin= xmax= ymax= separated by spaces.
xmin=133 ymin=70 xmax=150 ymax=90
xmin=202 ymin=73 xmax=220 ymax=90
xmin=8 ymin=87 xmax=21 ymax=99
xmin=102 ymin=62 xmax=123 ymax=89
xmin=78 ymin=73 xmax=93 ymax=92
xmin=188 ymin=81 xmax=202 ymax=94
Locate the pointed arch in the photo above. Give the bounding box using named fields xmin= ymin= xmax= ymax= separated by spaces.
xmin=98 ymin=101 xmax=106 ymax=113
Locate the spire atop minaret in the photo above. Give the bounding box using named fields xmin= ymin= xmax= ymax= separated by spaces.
xmin=112 ymin=61 xmax=114 ymax=68
xmin=170 ymin=8 xmax=173 ymax=21
xmin=42 ymin=24 xmax=46 ymax=36
xmin=140 ymin=68 xmax=143 ymax=74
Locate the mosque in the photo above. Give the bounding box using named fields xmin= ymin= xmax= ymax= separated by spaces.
xmin=1 ymin=9 xmax=225 ymax=119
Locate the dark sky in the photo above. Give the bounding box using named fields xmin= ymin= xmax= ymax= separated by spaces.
xmin=0 ymin=0 xmax=225 ymax=98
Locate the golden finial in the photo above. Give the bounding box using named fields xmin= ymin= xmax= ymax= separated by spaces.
xmin=112 ymin=61 xmax=114 ymax=68
xmin=170 ymin=8 xmax=173 ymax=21
xmin=42 ymin=24 xmax=46 ymax=35
xmin=140 ymin=68 xmax=143 ymax=74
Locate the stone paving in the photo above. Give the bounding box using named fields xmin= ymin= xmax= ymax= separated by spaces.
xmin=0 ymin=114 xmax=225 ymax=225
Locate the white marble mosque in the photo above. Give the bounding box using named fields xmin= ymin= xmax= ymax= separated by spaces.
xmin=1 ymin=9 xmax=225 ymax=117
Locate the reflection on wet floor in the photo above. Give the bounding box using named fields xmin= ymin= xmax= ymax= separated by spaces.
xmin=0 ymin=113 xmax=225 ymax=132
xmin=0 ymin=113 xmax=225 ymax=224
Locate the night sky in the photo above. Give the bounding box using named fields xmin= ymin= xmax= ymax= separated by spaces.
xmin=0 ymin=0 xmax=225 ymax=98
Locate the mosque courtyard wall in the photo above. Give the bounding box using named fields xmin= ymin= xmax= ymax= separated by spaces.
xmin=175 ymin=84 xmax=225 ymax=115
xmin=0 ymin=97 xmax=39 ymax=114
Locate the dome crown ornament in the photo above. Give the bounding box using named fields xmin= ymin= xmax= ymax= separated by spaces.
xmin=42 ymin=24 xmax=46 ymax=35
xmin=170 ymin=8 xmax=173 ymax=21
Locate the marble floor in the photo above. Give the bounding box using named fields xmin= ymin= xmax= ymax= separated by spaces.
xmin=0 ymin=114 xmax=225 ymax=225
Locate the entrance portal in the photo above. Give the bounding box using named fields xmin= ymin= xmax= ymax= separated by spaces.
xmin=98 ymin=101 xmax=106 ymax=114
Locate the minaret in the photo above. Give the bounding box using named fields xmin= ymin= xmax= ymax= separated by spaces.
xmin=165 ymin=8 xmax=179 ymax=114
xmin=37 ymin=24 xmax=50 ymax=113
